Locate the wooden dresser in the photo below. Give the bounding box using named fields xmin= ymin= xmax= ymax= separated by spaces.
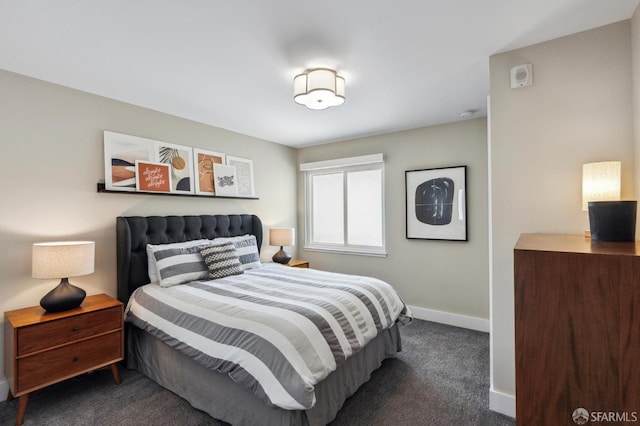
xmin=4 ymin=293 xmax=124 ymax=426
xmin=514 ymin=234 xmax=640 ymax=425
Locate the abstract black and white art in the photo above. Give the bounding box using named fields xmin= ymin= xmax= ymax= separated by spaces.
xmin=405 ymin=166 xmax=467 ymax=241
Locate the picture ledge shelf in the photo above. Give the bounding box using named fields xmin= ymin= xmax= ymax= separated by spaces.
xmin=96 ymin=183 xmax=259 ymax=200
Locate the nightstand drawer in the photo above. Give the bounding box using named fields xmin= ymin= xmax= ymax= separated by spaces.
xmin=17 ymin=306 xmax=121 ymax=355
xmin=16 ymin=330 xmax=122 ymax=393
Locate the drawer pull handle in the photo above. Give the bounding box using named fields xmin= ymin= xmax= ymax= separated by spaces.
xmin=72 ymin=327 xmax=80 ymax=332
xmin=72 ymin=356 xmax=79 ymax=362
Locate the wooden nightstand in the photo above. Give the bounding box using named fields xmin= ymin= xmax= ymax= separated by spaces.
xmin=286 ymin=259 xmax=309 ymax=268
xmin=4 ymin=293 xmax=124 ymax=426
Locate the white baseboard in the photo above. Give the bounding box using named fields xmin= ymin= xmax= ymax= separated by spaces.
xmin=407 ymin=305 xmax=490 ymax=332
xmin=490 ymin=388 xmax=516 ymax=418
xmin=0 ymin=378 xmax=8 ymax=402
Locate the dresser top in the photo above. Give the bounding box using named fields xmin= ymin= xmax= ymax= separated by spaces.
xmin=515 ymin=233 xmax=640 ymax=257
xmin=4 ymin=293 xmax=122 ymax=328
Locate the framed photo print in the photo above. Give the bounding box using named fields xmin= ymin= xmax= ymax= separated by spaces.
xmin=226 ymin=155 xmax=255 ymax=197
xmin=213 ymin=163 xmax=238 ymax=196
xmin=135 ymin=161 xmax=171 ymax=193
xmin=103 ymin=131 xmax=155 ymax=192
xmin=155 ymin=141 xmax=194 ymax=194
xmin=405 ymin=165 xmax=467 ymax=241
xmin=193 ymin=148 xmax=226 ymax=195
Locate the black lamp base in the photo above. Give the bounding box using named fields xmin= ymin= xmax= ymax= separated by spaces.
xmin=40 ymin=278 xmax=86 ymax=313
xmin=588 ymin=201 xmax=637 ymax=242
xmin=272 ymin=247 xmax=292 ymax=264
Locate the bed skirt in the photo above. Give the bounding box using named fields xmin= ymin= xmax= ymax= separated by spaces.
xmin=126 ymin=323 xmax=402 ymax=426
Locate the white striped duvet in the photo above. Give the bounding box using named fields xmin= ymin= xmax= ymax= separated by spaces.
xmin=125 ymin=263 xmax=410 ymax=410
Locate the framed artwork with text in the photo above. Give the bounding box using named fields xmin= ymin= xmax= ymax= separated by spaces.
xmin=135 ymin=161 xmax=172 ymax=193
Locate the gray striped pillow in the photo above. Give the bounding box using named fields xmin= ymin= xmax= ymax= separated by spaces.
xmin=146 ymin=239 xmax=210 ymax=283
xmin=153 ymin=245 xmax=209 ymax=287
xmin=199 ymin=243 xmax=244 ymax=279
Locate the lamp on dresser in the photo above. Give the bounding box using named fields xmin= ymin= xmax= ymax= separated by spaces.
xmin=582 ymin=161 xmax=636 ymax=241
xmin=32 ymin=241 xmax=95 ymax=312
xmin=269 ymin=228 xmax=295 ymax=264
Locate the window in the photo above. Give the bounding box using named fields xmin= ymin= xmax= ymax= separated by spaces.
xmin=301 ymin=154 xmax=385 ymax=256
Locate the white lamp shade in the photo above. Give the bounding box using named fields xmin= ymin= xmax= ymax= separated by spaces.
xmin=294 ymin=68 xmax=345 ymax=110
xmin=269 ymin=228 xmax=295 ymax=247
xmin=582 ymin=161 xmax=621 ymax=211
xmin=32 ymin=241 xmax=95 ymax=279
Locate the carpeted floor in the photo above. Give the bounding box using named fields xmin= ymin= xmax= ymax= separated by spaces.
xmin=0 ymin=320 xmax=515 ymax=426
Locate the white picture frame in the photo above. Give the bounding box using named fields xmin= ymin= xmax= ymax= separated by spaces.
xmin=226 ymin=155 xmax=255 ymax=197
xmin=213 ymin=164 xmax=238 ymax=197
xmin=103 ymin=131 xmax=155 ymax=192
xmin=193 ymin=148 xmax=226 ymax=195
xmin=154 ymin=141 xmax=195 ymax=194
xmin=405 ymin=165 xmax=467 ymax=241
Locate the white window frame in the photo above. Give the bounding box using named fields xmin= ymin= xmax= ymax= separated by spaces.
xmin=300 ymin=154 xmax=386 ymax=257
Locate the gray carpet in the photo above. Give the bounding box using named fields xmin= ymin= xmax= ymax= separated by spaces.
xmin=0 ymin=320 xmax=515 ymax=426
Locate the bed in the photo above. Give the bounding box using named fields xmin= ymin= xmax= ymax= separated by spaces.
xmin=116 ymin=214 xmax=409 ymax=426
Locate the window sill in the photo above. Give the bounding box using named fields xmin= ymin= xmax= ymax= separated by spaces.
xmin=303 ymin=246 xmax=387 ymax=258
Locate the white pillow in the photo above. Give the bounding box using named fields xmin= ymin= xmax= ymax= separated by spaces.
xmin=213 ymin=234 xmax=262 ymax=271
xmin=146 ymin=239 xmax=210 ymax=283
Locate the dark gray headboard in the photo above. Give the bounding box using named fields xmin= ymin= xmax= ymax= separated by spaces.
xmin=116 ymin=214 xmax=263 ymax=303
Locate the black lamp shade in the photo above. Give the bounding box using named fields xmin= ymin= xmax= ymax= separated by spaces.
xmin=588 ymin=201 xmax=637 ymax=242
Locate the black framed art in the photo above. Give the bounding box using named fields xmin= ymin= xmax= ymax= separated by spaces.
xmin=405 ymin=165 xmax=467 ymax=241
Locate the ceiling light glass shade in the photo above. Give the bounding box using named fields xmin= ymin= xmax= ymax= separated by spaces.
xmin=294 ymin=68 xmax=345 ymax=110
xmin=582 ymin=161 xmax=621 ymax=211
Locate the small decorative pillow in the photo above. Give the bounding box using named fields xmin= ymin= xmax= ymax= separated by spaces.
xmin=153 ymin=245 xmax=209 ymax=287
xmin=199 ymin=242 xmax=244 ymax=279
xmin=213 ymin=234 xmax=262 ymax=271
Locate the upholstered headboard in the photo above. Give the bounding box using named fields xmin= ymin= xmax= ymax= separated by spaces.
xmin=116 ymin=214 xmax=263 ymax=303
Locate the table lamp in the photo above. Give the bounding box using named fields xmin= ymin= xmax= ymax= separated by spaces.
xmin=269 ymin=228 xmax=295 ymax=264
xmin=32 ymin=241 xmax=95 ymax=312
xmin=582 ymin=161 xmax=636 ymax=241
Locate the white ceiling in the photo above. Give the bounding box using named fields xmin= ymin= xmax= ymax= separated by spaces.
xmin=1 ymin=0 xmax=638 ymax=147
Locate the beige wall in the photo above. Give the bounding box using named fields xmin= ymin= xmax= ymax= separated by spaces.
xmin=489 ymin=20 xmax=634 ymax=409
xmin=297 ymin=118 xmax=489 ymax=321
xmin=0 ymin=70 xmax=298 ymax=386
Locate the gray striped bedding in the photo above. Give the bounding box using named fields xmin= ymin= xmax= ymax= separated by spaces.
xmin=124 ymin=263 xmax=411 ymax=410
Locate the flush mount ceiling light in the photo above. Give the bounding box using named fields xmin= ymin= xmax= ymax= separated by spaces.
xmin=294 ymin=68 xmax=345 ymax=110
